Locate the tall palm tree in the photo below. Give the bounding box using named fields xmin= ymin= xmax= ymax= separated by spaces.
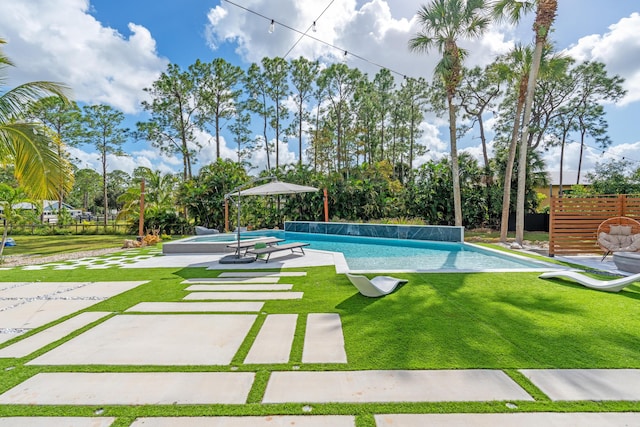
xmin=409 ymin=0 xmax=490 ymax=226
xmin=493 ymin=0 xmax=558 ymax=244
xmin=0 ymin=39 xmax=73 ymax=200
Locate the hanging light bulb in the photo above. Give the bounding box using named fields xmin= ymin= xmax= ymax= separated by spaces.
xmin=312 ymin=21 xmax=317 ymax=32
xmin=269 ymin=19 xmax=275 ymax=33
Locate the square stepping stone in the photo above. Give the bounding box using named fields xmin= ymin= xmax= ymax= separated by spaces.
xmin=302 ymin=313 xmax=347 ymax=363
xmin=129 ymin=416 xmax=354 ymax=427
xmin=184 ymin=292 xmax=303 ymax=301
xmin=375 ymin=413 xmax=640 ymax=427
xmin=27 ymin=314 xmax=256 ymax=366
xmin=0 ymin=372 xmax=254 ymax=405
xmin=244 ymin=314 xmax=297 ymax=364
xmin=520 ymin=369 xmax=640 ymax=401
xmin=0 ymin=312 xmax=111 ymax=358
xmin=185 ymin=284 xmax=293 ymax=291
xmin=263 ymin=370 xmax=533 ymax=403
xmin=126 ymin=302 xmax=264 ymax=313
xmin=0 ymin=417 xmax=116 ymax=427
xmin=0 ymin=300 xmax=100 ymax=330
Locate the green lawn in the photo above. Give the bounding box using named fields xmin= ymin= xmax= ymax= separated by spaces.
xmin=1 ymin=235 xmax=130 ymax=258
xmin=0 ymin=243 xmax=639 ymax=424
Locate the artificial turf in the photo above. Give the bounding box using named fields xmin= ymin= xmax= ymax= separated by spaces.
xmin=0 ymin=246 xmax=639 ymax=422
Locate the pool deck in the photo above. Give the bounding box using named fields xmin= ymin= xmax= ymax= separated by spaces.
xmin=122 ymin=248 xmax=623 ymax=275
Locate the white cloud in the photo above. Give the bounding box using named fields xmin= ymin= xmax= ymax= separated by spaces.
xmin=0 ymin=0 xmax=168 ymax=113
xmin=564 ymin=13 xmax=640 ymax=106
xmin=205 ymin=0 xmax=512 ymax=81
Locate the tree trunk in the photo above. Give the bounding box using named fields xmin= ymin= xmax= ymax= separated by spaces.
xmin=515 ymin=40 xmax=544 ymax=245
xmin=448 ymin=93 xmax=462 ymax=227
xmin=499 ymin=98 xmax=524 ymax=242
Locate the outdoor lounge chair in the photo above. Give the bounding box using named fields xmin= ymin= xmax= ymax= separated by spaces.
xmin=596 ymin=216 xmax=640 ymax=260
xmin=346 ymin=273 xmax=407 ymax=297
xmin=539 ymin=270 xmax=640 ymax=293
xmin=246 ymin=242 xmax=309 ymax=262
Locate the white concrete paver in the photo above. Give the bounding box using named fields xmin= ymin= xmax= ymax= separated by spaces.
xmin=0 ymin=372 xmax=254 ymax=405
xmin=0 ymin=299 xmax=100 ymax=329
xmin=27 ymin=314 xmax=256 ymax=365
xmin=262 ymin=370 xmax=533 ymax=403
xmin=374 ymin=413 xmax=640 ymax=427
xmin=0 ymin=312 xmax=111 ymax=358
xmin=0 ymin=299 xmax=18 ymax=309
xmin=61 ymin=281 xmax=148 ymax=298
xmin=0 ymin=332 xmax=23 ymax=344
xmin=0 ymin=282 xmax=79 ymax=298
xmin=185 ymin=284 xmax=293 ymax=291
xmin=0 ymin=417 xmax=116 ymax=427
xmin=218 ymin=272 xmax=307 ymax=277
xmin=0 ymin=282 xmax=29 ymax=291
xmin=302 ymin=313 xmax=347 ymax=364
xmin=520 ymin=369 xmax=640 ymax=401
xmin=184 ymin=292 xmax=303 ymax=301
xmin=126 ymin=302 xmax=265 ymax=312
xmin=182 ymin=277 xmax=280 ymax=284
xmin=130 ymin=416 xmax=354 ymax=427
xmin=244 ymin=314 xmax=297 ymax=364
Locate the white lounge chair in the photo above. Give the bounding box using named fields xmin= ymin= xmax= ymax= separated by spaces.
xmin=346 ymin=273 xmax=407 ymax=297
xmin=539 ymin=270 xmax=640 ymax=293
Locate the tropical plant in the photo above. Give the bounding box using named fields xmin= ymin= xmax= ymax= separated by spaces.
xmin=0 ymin=39 xmax=73 ymax=200
xmin=493 ymin=0 xmax=558 ymax=244
xmin=409 ymin=0 xmax=490 ymax=226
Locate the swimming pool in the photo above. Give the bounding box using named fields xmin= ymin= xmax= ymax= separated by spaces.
xmin=167 ymin=230 xmax=554 ymax=272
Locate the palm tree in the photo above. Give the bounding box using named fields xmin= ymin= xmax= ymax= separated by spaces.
xmin=493 ymin=0 xmax=558 ymax=245
xmin=0 ymin=39 xmax=73 ymax=200
xmin=409 ymin=0 xmax=490 ymax=226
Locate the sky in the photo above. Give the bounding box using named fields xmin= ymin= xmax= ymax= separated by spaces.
xmin=1 ymin=0 xmax=640 ymax=184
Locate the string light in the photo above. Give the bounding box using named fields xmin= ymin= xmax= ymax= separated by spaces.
xmin=221 ymin=0 xmax=412 ymax=79
xmin=269 ymin=19 xmax=275 ymax=33
xmin=312 ymin=21 xmax=317 ymax=32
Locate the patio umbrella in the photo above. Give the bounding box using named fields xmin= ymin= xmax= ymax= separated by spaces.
xmin=221 ymin=179 xmax=318 ymax=264
xmin=228 ymin=181 xmax=318 ymax=197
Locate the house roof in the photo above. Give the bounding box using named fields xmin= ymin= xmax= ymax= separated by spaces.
xmin=546 ymin=170 xmax=591 ymax=186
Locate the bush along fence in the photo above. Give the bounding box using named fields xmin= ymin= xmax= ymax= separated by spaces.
xmin=1 ymin=223 xmax=194 ymax=236
xmin=549 ymin=194 xmax=640 ymax=256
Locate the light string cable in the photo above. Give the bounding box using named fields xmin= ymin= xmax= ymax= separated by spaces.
xmin=282 ymin=0 xmax=334 ymax=59
xmin=221 ymin=0 xmax=411 ymax=79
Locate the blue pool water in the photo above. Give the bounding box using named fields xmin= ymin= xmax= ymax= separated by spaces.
xmin=229 ymin=230 xmax=551 ymax=272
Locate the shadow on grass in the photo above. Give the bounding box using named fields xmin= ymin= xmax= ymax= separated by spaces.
xmin=335 ymin=272 xmax=640 ymax=370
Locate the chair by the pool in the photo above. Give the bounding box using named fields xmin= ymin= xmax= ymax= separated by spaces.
xmin=596 ymin=216 xmax=640 ymax=260
xmin=539 ymin=270 xmax=640 ymax=293
xmin=346 ymin=273 xmax=407 ymax=297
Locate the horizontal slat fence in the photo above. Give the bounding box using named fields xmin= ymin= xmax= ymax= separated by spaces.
xmin=549 ymin=194 xmax=640 ymax=256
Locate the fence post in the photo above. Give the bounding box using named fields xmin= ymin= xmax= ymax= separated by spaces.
xmin=549 ymin=196 xmax=556 ymax=257
xmin=620 ymin=194 xmax=626 ymax=217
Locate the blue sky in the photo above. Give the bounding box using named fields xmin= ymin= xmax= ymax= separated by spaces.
xmin=1 ymin=0 xmax=640 ymax=182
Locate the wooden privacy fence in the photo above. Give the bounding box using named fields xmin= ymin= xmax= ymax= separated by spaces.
xmin=549 ymin=194 xmax=640 ymax=256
